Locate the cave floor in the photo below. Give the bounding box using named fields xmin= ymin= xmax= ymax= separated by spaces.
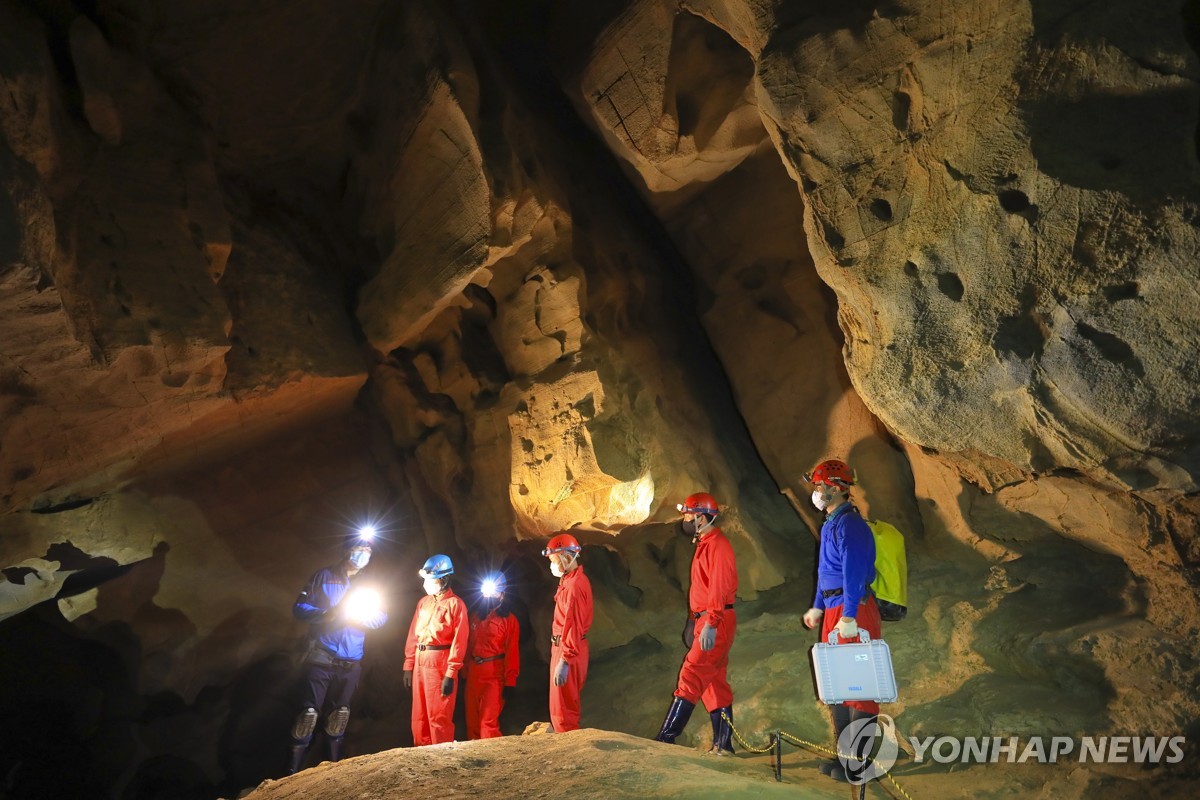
xmin=237 ymin=727 xmax=1191 ymax=800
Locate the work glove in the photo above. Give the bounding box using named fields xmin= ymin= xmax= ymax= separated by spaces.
xmin=553 ymin=659 xmax=570 ymax=687
xmin=802 ymin=608 xmax=824 ymax=629
xmin=836 ymin=616 xmax=858 ymax=641
xmin=441 ymin=676 xmax=454 ymax=697
xmin=682 ymin=617 xmax=695 ymax=649
xmin=403 ymin=670 xmax=413 ymax=690
xmin=699 ymin=622 xmax=717 ymax=652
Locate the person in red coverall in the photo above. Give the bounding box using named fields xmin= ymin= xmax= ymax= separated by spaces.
xmin=654 ymin=492 xmax=739 ymax=755
xmin=542 ymin=533 xmax=592 ymax=733
xmin=465 ymin=572 xmax=520 ymax=739
xmin=403 ymin=554 xmax=469 ymax=746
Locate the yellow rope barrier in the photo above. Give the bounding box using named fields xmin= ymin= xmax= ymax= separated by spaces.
xmin=721 ymin=712 xmax=776 ymax=754
xmin=720 ymin=712 xmax=917 ymax=800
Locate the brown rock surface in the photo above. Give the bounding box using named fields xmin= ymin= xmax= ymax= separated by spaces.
xmin=237 ymin=729 xmax=842 ymax=800
xmin=563 ymin=0 xmax=765 ymax=198
xmin=235 ymin=724 xmax=1197 ymax=800
xmin=0 ymin=3 xmax=367 ymax=518
xmin=750 ymin=0 xmax=1200 ymax=492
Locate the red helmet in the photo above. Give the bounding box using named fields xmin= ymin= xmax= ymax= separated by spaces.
xmin=805 ymin=459 xmax=856 ymax=488
xmin=676 ymin=492 xmax=719 ymax=518
xmin=541 ymin=533 xmax=581 ymax=557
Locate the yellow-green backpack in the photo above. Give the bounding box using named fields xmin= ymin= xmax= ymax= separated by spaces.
xmin=868 ymin=520 xmax=908 ymax=621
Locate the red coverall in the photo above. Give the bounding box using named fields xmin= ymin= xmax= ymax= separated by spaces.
xmin=549 ymin=565 xmax=592 ymax=732
xmin=676 ymin=526 xmax=738 ymax=710
xmin=819 ymin=596 xmax=882 ymax=714
xmin=403 ymin=588 xmax=468 ymax=745
xmin=465 ymin=607 xmax=520 ymax=739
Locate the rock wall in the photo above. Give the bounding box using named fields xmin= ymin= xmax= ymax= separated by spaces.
xmin=752 ymin=0 xmax=1200 ymax=493
xmin=0 ymin=1 xmax=368 ymax=521
xmin=547 ymin=0 xmax=1200 ymax=794
xmin=0 ymin=411 xmax=407 ymax=797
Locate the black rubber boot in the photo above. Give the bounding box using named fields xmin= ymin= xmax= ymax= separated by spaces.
xmin=326 ymin=735 xmax=345 ymax=763
xmin=288 ymin=742 xmax=309 ymax=775
xmin=828 ymin=709 xmax=878 ymax=783
xmin=654 ymin=697 xmax=696 ymax=744
xmin=819 ymin=704 xmax=852 ymax=776
xmin=708 ymin=706 xmax=735 ymax=755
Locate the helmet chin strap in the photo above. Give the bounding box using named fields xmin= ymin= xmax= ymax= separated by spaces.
xmin=693 ymin=515 xmax=716 ymax=542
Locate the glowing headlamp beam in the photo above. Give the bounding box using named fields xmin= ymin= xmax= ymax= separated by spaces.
xmin=344 ymin=588 xmax=383 ymax=623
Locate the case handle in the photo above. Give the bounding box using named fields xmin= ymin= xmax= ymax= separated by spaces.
xmin=827 ymin=629 xmax=871 ymax=645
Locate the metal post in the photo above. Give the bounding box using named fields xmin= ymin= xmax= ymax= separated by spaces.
xmin=772 ymin=732 xmax=782 ymax=782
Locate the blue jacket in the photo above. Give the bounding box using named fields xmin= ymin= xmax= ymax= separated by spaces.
xmin=293 ymin=566 xmax=388 ymax=661
xmin=813 ymin=504 xmax=876 ymax=618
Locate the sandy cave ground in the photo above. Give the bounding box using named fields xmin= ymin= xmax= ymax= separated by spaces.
xmin=232 ymin=726 xmax=1193 ymax=800
xmin=237 ymin=728 xmax=850 ymax=800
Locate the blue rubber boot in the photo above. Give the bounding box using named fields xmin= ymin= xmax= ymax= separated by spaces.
xmin=654 ymin=697 xmax=696 ymax=744
xmin=820 ymin=705 xmax=852 ymax=776
xmin=709 ymin=706 xmax=735 ymax=755
xmin=829 ymin=709 xmax=877 ymax=782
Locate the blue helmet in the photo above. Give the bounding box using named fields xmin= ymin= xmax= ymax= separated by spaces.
xmin=480 ymin=573 xmax=507 ymax=598
xmin=419 ymin=554 xmax=454 ymax=579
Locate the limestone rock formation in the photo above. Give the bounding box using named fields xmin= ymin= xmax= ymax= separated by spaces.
xmin=565 ymin=0 xmax=765 ymax=197
xmin=753 ymin=0 xmax=1200 ymax=493
xmin=0 ymin=4 xmax=368 ymax=524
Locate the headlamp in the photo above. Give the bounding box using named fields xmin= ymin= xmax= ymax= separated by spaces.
xmin=357 ymin=525 xmax=376 ymax=542
xmin=480 ymin=573 xmax=505 ymax=598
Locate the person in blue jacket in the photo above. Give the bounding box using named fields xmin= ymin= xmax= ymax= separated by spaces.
xmin=287 ymin=528 xmax=387 ymax=774
xmin=801 ymin=459 xmax=882 ymax=783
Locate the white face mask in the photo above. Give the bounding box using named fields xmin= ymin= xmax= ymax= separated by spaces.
xmin=348 ymin=549 xmax=371 ymax=569
xmin=423 ymin=578 xmax=443 ymax=596
xmin=549 ymin=553 xmax=573 ymax=578
xmin=811 ymin=489 xmax=828 ymax=511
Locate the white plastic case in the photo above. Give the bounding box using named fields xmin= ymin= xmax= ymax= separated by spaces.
xmin=810 ymin=630 xmax=898 ymax=704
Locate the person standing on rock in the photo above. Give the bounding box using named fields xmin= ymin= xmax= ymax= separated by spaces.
xmin=288 ymin=527 xmax=388 ymax=774
xmin=543 ymin=533 xmax=592 ymax=732
xmin=465 ymin=572 xmax=520 ymax=739
xmin=403 ymin=554 xmax=469 ymax=745
xmin=802 ymin=459 xmax=882 ymax=782
xmin=653 ymin=492 xmax=739 ymax=755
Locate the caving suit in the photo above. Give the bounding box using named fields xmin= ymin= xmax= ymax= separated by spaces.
xmin=403 ymin=588 xmax=468 ymax=745
xmin=549 ymin=565 xmax=592 ymax=732
xmin=675 ymin=526 xmax=738 ymax=710
xmin=290 ymin=566 xmax=387 ymax=768
xmin=465 ymin=604 xmax=520 ymax=739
